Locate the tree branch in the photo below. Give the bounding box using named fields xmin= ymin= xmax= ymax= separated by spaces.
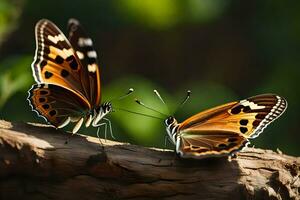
xmin=0 ymin=120 xmax=299 ymax=200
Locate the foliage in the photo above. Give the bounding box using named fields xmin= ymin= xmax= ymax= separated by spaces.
xmin=0 ymin=0 xmax=299 ymax=155
xmin=0 ymin=0 xmax=24 ymax=44
xmin=0 ymin=56 xmax=31 ymax=108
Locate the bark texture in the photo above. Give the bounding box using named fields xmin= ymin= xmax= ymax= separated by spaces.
xmin=0 ymin=120 xmax=299 ymax=200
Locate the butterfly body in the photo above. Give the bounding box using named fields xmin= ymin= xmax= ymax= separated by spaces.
xmin=164 ymin=94 xmax=287 ymax=159
xmin=164 ymin=116 xmax=179 ymax=144
xmin=28 ymin=19 xmax=113 ymax=134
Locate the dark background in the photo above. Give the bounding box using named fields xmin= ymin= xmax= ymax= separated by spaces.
xmin=0 ymin=0 xmax=299 ymax=155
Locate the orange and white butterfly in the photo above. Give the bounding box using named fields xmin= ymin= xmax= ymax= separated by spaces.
xmin=28 ymin=19 xmax=133 ymax=136
xmin=136 ymin=91 xmax=287 ymax=159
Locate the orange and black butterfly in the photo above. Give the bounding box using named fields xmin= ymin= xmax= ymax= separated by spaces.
xmin=28 ymin=19 xmax=132 ymax=135
xmin=136 ymin=91 xmax=287 ymax=159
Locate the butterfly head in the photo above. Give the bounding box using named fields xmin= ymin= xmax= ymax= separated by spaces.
xmin=102 ymin=102 xmax=113 ymax=113
xmin=92 ymin=102 xmax=113 ymax=125
xmin=164 ymin=116 xmax=177 ymax=127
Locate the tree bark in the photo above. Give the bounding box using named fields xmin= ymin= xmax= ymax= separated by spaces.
xmin=0 ymin=120 xmax=299 ymax=200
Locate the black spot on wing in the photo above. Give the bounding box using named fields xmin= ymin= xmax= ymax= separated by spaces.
xmin=45 ymin=71 xmax=53 ymax=79
xmin=239 ymin=119 xmax=248 ymax=125
xmin=61 ymin=69 xmax=69 ymax=77
xmin=240 ymin=127 xmax=248 ymax=134
xmin=42 ymin=104 xmax=50 ymax=109
xmin=49 ymin=110 xmax=57 ymax=116
xmin=64 ymin=55 xmax=78 ymax=70
xmin=66 ymin=55 xmax=75 ymax=61
xmin=40 ymin=90 xmax=49 ymax=95
xmin=231 ymin=105 xmax=243 ymax=114
xmin=39 ymin=98 xmax=46 ymax=103
xmin=70 ymin=60 xmax=78 ymax=70
xmin=55 ymin=55 xmax=64 ymax=64
xmin=243 ymin=106 xmax=251 ymax=112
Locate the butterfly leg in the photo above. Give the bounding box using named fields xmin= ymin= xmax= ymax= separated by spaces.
xmin=95 ymin=122 xmax=107 ymax=140
xmin=103 ymin=118 xmax=115 ymax=140
xmin=72 ymin=118 xmax=84 ymax=134
xmin=163 ymin=135 xmax=168 ymax=152
xmin=95 ymin=122 xmax=107 ymax=149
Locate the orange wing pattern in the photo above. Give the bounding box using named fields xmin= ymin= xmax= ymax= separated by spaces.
xmin=29 ymin=19 xmax=103 ymax=130
xmin=31 ymin=19 xmax=102 ymax=108
xmin=176 ymin=94 xmax=287 ymax=158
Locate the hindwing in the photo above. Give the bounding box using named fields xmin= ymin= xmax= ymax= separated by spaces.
xmin=28 ymin=84 xmax=91 ymax=128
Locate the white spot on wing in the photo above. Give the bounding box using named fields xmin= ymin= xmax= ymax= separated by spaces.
xmin=88 ymin=64 xmax=97 ymax=73
xmin=78 ymin=38 xmax=93 ymax=47
xmin=62 ymin=48 xmax=73 ymax=57
xmin=48 ymin=34 xmax=65 ymax=44
xmin=87 ymin=51 xmax=97 ymax=58
xmin=240 ymin=100 xmax=265 ymax=110
xmin=48 ymin=46 xmax=73 ymax=59
xmin=76 ymin=51 xmax=84 ymax=59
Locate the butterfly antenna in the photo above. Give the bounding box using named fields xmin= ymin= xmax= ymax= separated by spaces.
xmin=110 ymin=88 xmax=134 ymax=102
xmin=135 ymin=99 xmax=168 ymax=117
xmin=153 ymin=89 xmax=170 ymax=114
xmin=154 ymin=89 xmax=166 ymax=104
xmin=174 ymin=90 xmax=191 ymax=115
xmin=119 ymin=88 xmax=134 ymax=100
xmin=115 ymin=107 xmax=163 ymax=120
xmin=180 ymin=90 xmax=191 ymax=107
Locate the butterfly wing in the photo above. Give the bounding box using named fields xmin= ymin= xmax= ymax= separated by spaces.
xmin=32 ymin=19 xmax=93 ymax=107
xmin=177 ymin=130 xmax=248 ymax=159
xmin=28 ymin=83 xmax=91 ymax=129
xmin=67 ymin=19 xmax=101 ymax=106
xmin=177 ymin=94 xmax=287 ymax=158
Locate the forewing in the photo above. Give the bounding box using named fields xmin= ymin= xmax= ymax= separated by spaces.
xmin=180 ymin=94 xmax=287 ymax=138
xmin=67 ymin=19 xmax=101 ymax=106
xmin=177 ymin=94 xmax=287 ymax=158
xmin=28 ymin=83 xmax=91 ymax=127
xmin=32 ymin=19 xmax=91 ymax=107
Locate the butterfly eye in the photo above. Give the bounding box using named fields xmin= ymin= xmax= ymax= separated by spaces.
xmin=106 ymin=103 xmax=112 ymax=111
xmin=165 ymin=117 xmax=174 ymax=126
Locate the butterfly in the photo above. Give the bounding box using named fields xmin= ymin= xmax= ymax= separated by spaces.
xmin=28 ymin=19 xmax=132 ymax=135
xmin=136 ymin=92 xmax=287 ymax=159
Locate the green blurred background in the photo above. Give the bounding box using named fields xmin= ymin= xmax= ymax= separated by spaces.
xmin=0 ymin=0 xmax=299 ymax=156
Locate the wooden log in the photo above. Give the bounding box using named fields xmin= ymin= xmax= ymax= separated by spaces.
xmin=0 ymin=120 xmax=299 ymax=200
